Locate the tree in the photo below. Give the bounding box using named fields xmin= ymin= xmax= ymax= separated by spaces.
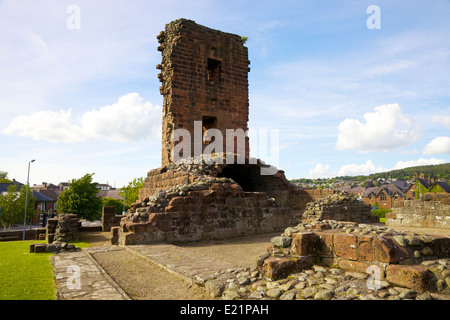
xmin=0 ymin=171 xmax=7 ymax=180
xmin=118 ymin=177 xmax=144 ymax=210
xmin=56 ymin=173 xmax=102 ymax=221
xmin=0 ymin=184 xmax=19 ymax=230
xmin=101 ymin=197 xmax=124 ymax=215
xmin=0 ymin=171 xmax=12 ymax=183
xmin=0 ymin=184 xmax=35 ymax=230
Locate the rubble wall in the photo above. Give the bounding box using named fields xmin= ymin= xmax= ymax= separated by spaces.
xmin=387 ymin=200 xmax=450 ymax=229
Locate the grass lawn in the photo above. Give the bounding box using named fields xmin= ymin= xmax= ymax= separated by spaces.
xmin=0 ymin=240 xmax=90 ymax=300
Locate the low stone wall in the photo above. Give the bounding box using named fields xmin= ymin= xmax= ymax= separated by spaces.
xmin=46 ymin=213 xmax=80 ymax=244
xmin=139 ymin=168 xmax=196 ymax=202
xmin=301 ymin=192 xmax=378 ymax=223
xmin=387 ymin=200 xmax=450 ymax=229
xmin=116 ymin=181 xmax=293 ymax=245
xmin=262 ymin=220 xmax=450 ymax=293
xmin=102 ymin=206 xmax=124 ymax=232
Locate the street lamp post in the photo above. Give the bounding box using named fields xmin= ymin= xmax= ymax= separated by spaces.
xmin=22 ymin=159 xmax=35 ymax=241
xmin=122 ymin=188 xmax=126 ymax=215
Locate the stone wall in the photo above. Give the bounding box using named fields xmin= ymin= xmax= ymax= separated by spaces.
xmin=116 ymin=180 xmax=293 ymax=245
xmin=301 ymin=191 xmax=378 ymax=223
xmin=157 ymin=19 xmax=250 ymax=166
xmin=46 ymin=213 xmax=79 ymax=244
xmin=102 ymin=206 xmax=124 ymax=232
xmin=387 ymin=200 xmax=450 ymax=229
xmin=262 ymin=220 xmax=450 ymax=293
xmin=118 ymin=155 xmax=339 ymax=245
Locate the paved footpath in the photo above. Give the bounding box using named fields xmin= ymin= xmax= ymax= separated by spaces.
xmin=123 ymin=244 xmax=239 ymax=285
xmin=52 ymin=244 xmax=238 ymax=300
xmin=52 ymin=247 xmax=131 ymax=300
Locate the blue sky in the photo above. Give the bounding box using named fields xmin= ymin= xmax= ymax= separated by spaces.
xmin=1 ymin=0 xmax=449 ymax=187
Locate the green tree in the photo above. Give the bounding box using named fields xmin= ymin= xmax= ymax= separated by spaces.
xmin=56 ymin=173 xmax=102 ymax=221
xmin=0 ymin=171 xmax=12 ymax=183
xmin=0 ymin=184 xmax=19 ymax=230
xmin=0 ymin=171 xmax=7 ymax=180
xmin=0 ymin=184 xmax=35 ymax=230
xmin=118 ymin=177 xmax=144 ymax=210
xmin=101 ymin=197 xmax=124 ymax=215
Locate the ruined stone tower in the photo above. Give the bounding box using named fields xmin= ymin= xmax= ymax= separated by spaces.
xmin=157 ymin=19 xmax=250 ymax=166
xmin=114 ymin=19 xmax=315 ymax=245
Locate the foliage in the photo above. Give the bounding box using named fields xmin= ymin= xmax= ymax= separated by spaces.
xmin=118 ymin=177 xmax=144 ymax=210
xmin=241 ymin=35 xmax=248 ymax=45
xmin=0 ymin=184 xmax=35 ymax=230
xmin=291 ymin=162 xmax=450 ymax=186
xmin=368 ymin=162 xmax=450 ymax=182
xmin=414 ymin=180 xmax=430 ymax=199
xmin=101 ymin=197 xmax=125 ymax=215
xmin=56 ymin=173 xmax=102 ymax=221
xmin=0 ymin=240 xmax=55 ymax=300
xmin=0 ymin=171 xmax=8 ymax=180
xmin=371 ymin=208 xmax=391 ymax=220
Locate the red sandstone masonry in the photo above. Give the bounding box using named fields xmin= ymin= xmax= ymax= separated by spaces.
xmin=285 ymin=230 xmax=412 ymax=267
xmin=158 ymin=19 xmax=250 ymax=166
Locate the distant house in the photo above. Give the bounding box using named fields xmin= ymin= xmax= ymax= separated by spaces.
xmin=98 ymin=183 xmax=113 ymax=191
xmin=350 ymin=187 xmax=366 ymax=199
xmin=361 ymin=183 xmax=409 ymax=209
xmin=33 ymin=182 xmax=59 ymax=191
xmin=37 ymin=189 xmax=62 ymax=210
xmin=96 ymin=189 xmax=122 ymax=200
xmin=32 ymin=190 xmax=56 ymax=223
xmin=410 ymin=173 xmax=450 ymax=198
xmin=1 ymin=180 xmax=57 ymax=224
xmin=58 ymin=182 xmax=70 ymax=191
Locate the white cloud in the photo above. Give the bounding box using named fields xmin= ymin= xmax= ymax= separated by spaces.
xmin=337 ymin=160 xmax=386 ymax=177
xmin=308 ymin=163 xmax=333 ymax=179
xmin=431 ymin=116 xmax=450 ymax=129
xmin=335 ymin=104 xmax=420 ymax=152
xmin=3 ymin=93 xmax=161 ymax=143
xmin=308 ymin=160 xmax=386 ymax=179
xmin=393 ymin=158 xmax=447 ymax=170
xmin=423 ymin=136 xmax=450 ymax=155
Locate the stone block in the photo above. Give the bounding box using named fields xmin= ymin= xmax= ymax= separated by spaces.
xmin=357 ymin=235 xmax=374 ymax=262
xmin=334 ymin=233 xmax=357 ymax=260
xmin=385 ymin=265 xmax=432 ymax=293
xmin=271 ymin=236 xmax=292 ymax=248
xmin=431 ymin=236 xmax=450 ymax=258
xmin=373 ymin=236 xmax=409 ymax=263
xmin=289 ymin=232 xmax=319 ymax=256
xmin=33 ymin=243 xmax=47 ymax=253
xmin=262 ymin=257 xmax=296 ymax=280
xmin=338 ymin=259 xmax=372 ymax=275
xmin=315 ymin=231 xmax=334 ymax=255
xmin=205 ymin=280 xmax=225 ymax=298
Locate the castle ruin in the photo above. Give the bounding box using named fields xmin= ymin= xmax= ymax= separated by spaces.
xmin=114 ymin=19 xmax=371 ymax=245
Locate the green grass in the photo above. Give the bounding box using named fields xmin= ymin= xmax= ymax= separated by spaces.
xmin=0 ymin=240 xmax=91 ymax=300
xmin=0 ymin=240 xmax=55 ymax=300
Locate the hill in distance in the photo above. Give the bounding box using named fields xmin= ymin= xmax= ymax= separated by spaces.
xmin=292 ymin=162 xmax=450 ymax=183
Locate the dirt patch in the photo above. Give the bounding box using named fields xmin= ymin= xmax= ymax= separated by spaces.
xmin=386 ymin=226 xmax=450 ymax=237
xmin=78 ymin=232 xmax=112 ymax=247
xmin=177 ymin=232 xmax=279 ymax=267
xmin=91 ymin=248 xmax=211 ymax=300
